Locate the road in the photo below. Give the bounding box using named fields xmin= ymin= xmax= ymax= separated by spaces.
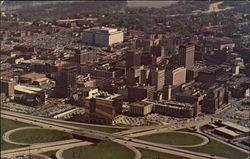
xmin=118 ymin=116 xmax=214 ymax=137
xmin=215 ymin=99 xmax=244 ymax=119
xmin=167 ymin=1 xmax=234 ymax=17
xmin=1 ymin=110 xmax=226 ymax=159
xmin=55 ymin=141 xmax=93 ymax=159
xmin=2 ymin=139 xmax=89 ymax=158
xmin=197 ymin=129 xmax=249 ymax=154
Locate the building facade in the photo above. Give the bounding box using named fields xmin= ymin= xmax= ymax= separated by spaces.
xmin=125 ymin=49 xmax=142 ymax=68
xmin=149 ymin=100 xmax=198 ymax=118
xmin=128 ymin=85 xmax=155 ymax=102
xmin=75 ymin=50 xmax=96 ymax=65
xmin=55 ymin=64 xmax=77 ymax=98
xmin=129 ymin=101 xmax=153 ymax=116
xmin=0 ymin=79 xmax=14 ymax=97
xmin=83 ymin=27 xmax=124 ymax=46
xmin=165 ymin=67 xmax=186 ymax=86
xmin=84 ymin=91 xmax=123 ymax=124
xmin=178 ymin=44 xmax=195 ymax=69
xmin=149 ymin=68 xmax=165 ymax=90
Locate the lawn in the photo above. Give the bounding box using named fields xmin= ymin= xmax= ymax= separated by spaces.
xmin=137 ymin=132 xmax=204 ymax=146
xmin=30 ymin=155 xmax=44 ymax=159
xmin=199 ymin=125 xmax=212 ymax=132
xmin=42 ymin=150 xmax=58 ymax=159
xmin=63 ymin=141 xmax=134 ymax=159
xmin=184 ymin=138 xmax=249 ymax=159
xmin=9 ymin=128 xmax=73 ymax=144
xmin=29 ymin=116 xmax=126 ymax=133
xmin=52 ymin=120 xmax=126 ymax=133
xmin=1 ymin=118 xmax=33 ymax=150
xmin=139 ymin=148 xmax=189 ymax=159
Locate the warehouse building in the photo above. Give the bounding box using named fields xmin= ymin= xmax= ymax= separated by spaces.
xmin=143 ymin=100 xmax=199 ymax=118
xmin=214 ymin=127 xmax=240 ymax=139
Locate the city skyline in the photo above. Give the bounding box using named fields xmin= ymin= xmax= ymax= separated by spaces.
xmin=1 ymin=1 xmax=250 ymax=159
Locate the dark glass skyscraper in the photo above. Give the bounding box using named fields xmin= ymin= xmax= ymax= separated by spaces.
xmin=55 ymin=64 xmax=77 ymax=98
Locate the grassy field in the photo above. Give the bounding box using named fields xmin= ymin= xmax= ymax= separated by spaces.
xmin=30 ymin=155 xmax=44 ymax=159
xmin=51 ymin=119 xmax=126 ymax=133
xmin=31 ymin=116 xmax=126 ymax=133
xmin=184 ymin=138 xmax=249 ymax=159
xmin=63 ymin=141 xmax=134 ymax=159
xmin=137 ymin=132 xmax=203 ymax=146
xmin=200 ymin=125 xmax=212 ymax=132
xmin=9 ymin=128 xmax=73 ymax=144
xmin=1 ymin=118 xmax=33 ymax=150
xmin=42 ymin=150 xmax=58 ymax=159
xmin=139 ymin=148 xmax=189 ymax=159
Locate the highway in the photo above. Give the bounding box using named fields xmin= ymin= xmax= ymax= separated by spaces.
xmin=1 ymin=110 xmax=227 ymax=159
xmin=2 ymin=139 xmax=90 ymax=158
xmin=118 ymin=116 xmax=214 ymax=137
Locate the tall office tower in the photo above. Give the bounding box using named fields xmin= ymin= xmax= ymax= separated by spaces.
xmin=150 ymin=45 xmax=165 ymax=57
xmin=165 ymin=67 xmax=186 ymax=86
xmin=163 ymin=85 xmax=172 ymax=100
xmin=140 ymin=68 xmax=150 ymax=84
xmin=178 ymin=44 xmax=195 ymax=69
xmin=128 ymin=85 xmax=155 ymax=102
xmin=75 ymin=50 xmax=96 ymax=65
xmin=0 ymin=79 xmax=14 ymax=97
xmin=194 ymin=45 xmax=204 ymax=61
xmin=56 ymin=64 xmax=77 ymax=98
xmin=125 ymin=49 xmax=142 ymax=68
xmin=126 ymin=66 xmax=144 ymax=86
xmin=149 ymin=68 xmax=165 ymax=90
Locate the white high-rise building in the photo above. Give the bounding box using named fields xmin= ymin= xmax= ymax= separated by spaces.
xmin=83 ymin=27 xmax=124 ymax=46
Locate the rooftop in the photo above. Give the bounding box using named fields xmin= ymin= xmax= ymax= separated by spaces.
xmin=146 ymin=99 xmax=194 ymax=109
xmin=205 ymin=36 xmax=234 ymax=44
xmin=86 ymin=91 xmax=121 ymax=100
xmin=85 ymin=27 xmax=121 ymax=34
xmin=215 ymin=127 xmax=239 ymax=137
xmin=221 ymin=121 xmax=250 ymax=133
xmin=20 ymin=72 xmax=46 ymax=80
xmin=15 ymin=84 xmax=43 ymax=94
xmin=200 ymin=65 xmax=223 ymax=74
xmin=131 ymin=101 xmax=152 ymax=107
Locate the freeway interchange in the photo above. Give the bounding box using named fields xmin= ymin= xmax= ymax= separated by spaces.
xmin=1 ymin=110 xmax=228 ymax=159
